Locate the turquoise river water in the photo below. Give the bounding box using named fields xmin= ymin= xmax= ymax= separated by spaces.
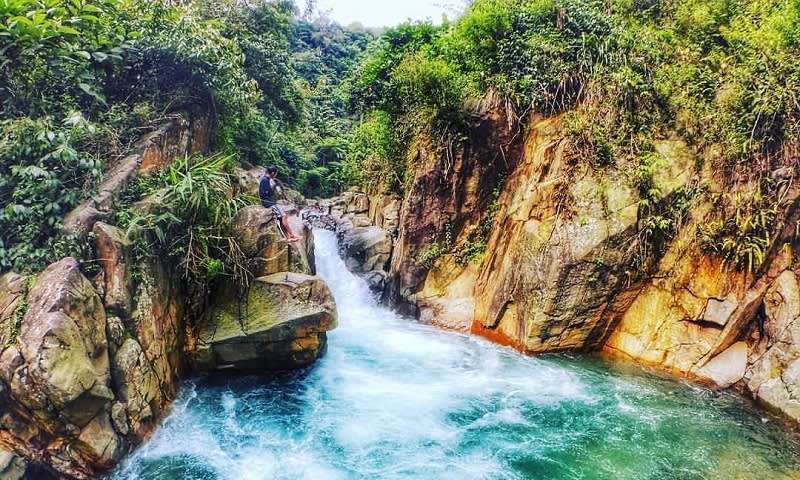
xmin=111 ymin=230 xmax=800 ymax=480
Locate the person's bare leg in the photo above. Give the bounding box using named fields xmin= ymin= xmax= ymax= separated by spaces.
xmin=282 ymin=216 xmax=302 ymax=242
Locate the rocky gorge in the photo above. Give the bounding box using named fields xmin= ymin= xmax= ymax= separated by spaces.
xmin=309 ymin=92 xmax=800 ymax=427
xmin=0 ymin=111 xmax=337 ymax=479
xmin=2 ymin=94 xmax=799 ymax=479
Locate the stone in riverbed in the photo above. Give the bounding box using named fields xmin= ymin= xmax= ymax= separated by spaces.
xmin=194 ymin=272 xmax=337 ymax=371
xmin=696 ymin=341 xmax=748 ymax=388
xmin=340 ymin=226 xmax=392 ymax=274
xmin=76 ymin=412 xmax=121 ymax=467
xmin=110 ymin=338 xmax=159 ymax=437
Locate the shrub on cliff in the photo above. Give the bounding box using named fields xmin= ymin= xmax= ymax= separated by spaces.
xmin=120 ymin=153 xmax=249 ymax=285
xmin=343 ymin=0 xmax=800 ymax=275
xmin=0 ymin=114 xmax=101 ymax=272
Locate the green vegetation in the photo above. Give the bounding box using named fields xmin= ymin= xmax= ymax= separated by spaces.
xmin=0 ymin=0 xmax=372 ymax=274
xmin=118 ymin=153 xmax=249 ymax=286
xmin=2 ymin=0 xmax=797 ymax=276
xmin=700 ymin=179 xmax=781 ymax=273
xmin=0 ymin=114 xmax=102 ymax=271
xmin=343 ymin=0 xmax=799 ymax=271
xmin=417 ymin=181 xmax=503 ymax=267
xmin=418 ymin=220 xmax=454 ymax=269
xmin=3 ymin=276 xmax=32 ymax=347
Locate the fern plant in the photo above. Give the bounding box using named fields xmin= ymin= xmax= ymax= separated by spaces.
xmin=700 ymin=180 xmax=780 ymax=273
xmin=125 ymin=153 xmax=249 ymax=286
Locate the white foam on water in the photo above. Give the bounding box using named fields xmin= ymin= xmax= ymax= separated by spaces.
xmin=110 ymin=229 xmax=800 ymax=480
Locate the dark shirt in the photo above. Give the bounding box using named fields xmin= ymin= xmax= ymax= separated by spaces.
xmin=259 ymin=176 xmax=277 ymax=207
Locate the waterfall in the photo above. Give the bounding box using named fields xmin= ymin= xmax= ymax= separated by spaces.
xmin=110 ymin=230 xmax=800 ymax=480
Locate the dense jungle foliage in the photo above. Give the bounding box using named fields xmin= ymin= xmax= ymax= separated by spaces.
xmin=343 ymin=0 xmax=799 ymax=271
xmin=1 ymin=0 xmax=798 ymax=276
xmin=0 ymin=0 xmax=372 ymax=273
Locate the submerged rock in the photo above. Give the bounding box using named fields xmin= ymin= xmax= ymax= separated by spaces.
xmin=193 ymin=272 xmax=337 ymax=371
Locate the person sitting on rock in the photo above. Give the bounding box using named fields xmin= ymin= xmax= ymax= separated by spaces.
xmin=260 ymin=165 xmax=302 ymax=242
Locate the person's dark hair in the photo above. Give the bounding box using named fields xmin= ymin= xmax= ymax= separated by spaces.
xmin=267 ymin=166 xmax=278 ymax=175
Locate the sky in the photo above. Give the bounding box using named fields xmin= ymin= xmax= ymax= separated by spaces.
xmin=306 ymin=0 xmax=467 ymax=28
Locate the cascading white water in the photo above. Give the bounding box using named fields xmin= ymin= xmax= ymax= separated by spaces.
xmin=111 ymin=229 xmax=800 ymax=479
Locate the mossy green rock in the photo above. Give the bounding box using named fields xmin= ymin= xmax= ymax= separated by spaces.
xmin=194 ymin=272 xmax=337 ymax=371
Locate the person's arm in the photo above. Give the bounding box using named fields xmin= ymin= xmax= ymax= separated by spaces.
xmin=272 ymin=178 xmax=285 ymax=200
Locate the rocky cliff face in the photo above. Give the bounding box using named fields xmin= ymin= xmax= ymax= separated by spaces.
xmin=386 ymin=93 xmax=520 ymax=318
xmin=0 ymin=115 xmax=337 ymax=478
xmin=352 ymin=94 xmax=800 ymax=423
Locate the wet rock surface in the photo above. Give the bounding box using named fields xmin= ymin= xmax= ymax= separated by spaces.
xmin=303 ymin=191 xmax=400 ymax=293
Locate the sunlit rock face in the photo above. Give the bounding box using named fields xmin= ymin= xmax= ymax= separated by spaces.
xmin=380 ymin=91 xmax=800 ymax=422
xmin=385 ymin=92 xmax=517 ymax=318
xmin=746 ymin=270 xmax=800 ymax=421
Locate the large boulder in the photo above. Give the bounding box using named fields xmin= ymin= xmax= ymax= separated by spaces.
xmin=0 ymin=258 xmax=121 ymax=478
xmin=13 ymin=258 xmax=113 ymax=426
xmin=193 ymin=272 xmax=337 ymax=371
xmin=696 ymin=341 xmax=748 ymax=388
xmin=109 ymin=336 xmax=160 ymax=438
xmin=745 ymin=270 xmax=800 ymax=420
xmin=340 ymin=226 xmax=392 ymax=274
xmin=232 ymin=205 xmax=314 ymax=277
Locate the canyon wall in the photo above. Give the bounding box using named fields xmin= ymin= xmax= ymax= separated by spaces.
xmin=339 ymin=95 xmax=800 ymax=423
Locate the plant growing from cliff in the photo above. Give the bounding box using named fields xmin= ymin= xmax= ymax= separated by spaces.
xmin=633 ymin=150 xmax=702 ymax=266
xmin=3 ymin=277 xmax=33 ymax=347
xmin=0 ymin=114 xmax=104 ymax=273
xmin=418 ymin=220 xmax=454 ymax=268
xmin=125 ymin=153 xmax=250 ymax=287
xmin=453 ymin=178 xmax=505 ymax=265
xmin=700 ymin=179 xmax=780 ymax=273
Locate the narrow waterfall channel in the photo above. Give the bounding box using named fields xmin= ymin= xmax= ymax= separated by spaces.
xmin=111 ymin=230 xmax=800 ymax=479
